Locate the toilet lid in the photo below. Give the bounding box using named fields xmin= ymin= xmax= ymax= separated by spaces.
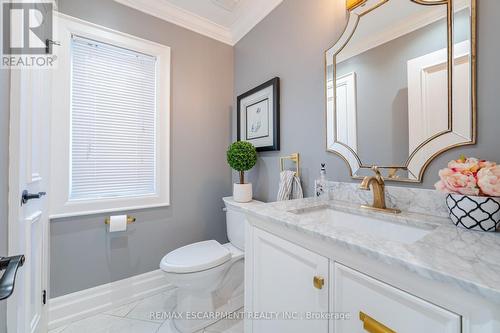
xmin=160 ymin=240 xmax=231 ymax=273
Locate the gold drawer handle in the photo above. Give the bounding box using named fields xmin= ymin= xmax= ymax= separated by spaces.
xmin=359 ymin=311 xmax=396 ymax=333
xmin=313 ymin=276 xmax=324 ymax=289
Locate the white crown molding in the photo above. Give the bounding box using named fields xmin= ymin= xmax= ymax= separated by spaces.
xmin=230 ymin=0 xmax=283 ymax=45
xmin=114 ymin=0 xmax=283 ymax=46
xmin=114 ymin=0 xmax=233 ymax=44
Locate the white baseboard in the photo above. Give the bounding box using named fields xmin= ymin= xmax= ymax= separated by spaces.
xmin=48 ymin=269 xmax=172 ymax=330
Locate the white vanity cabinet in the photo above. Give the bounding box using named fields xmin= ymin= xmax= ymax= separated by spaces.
xmin=334 ymin=263 xmax=461 ymax=333
xmin=246 ymin=227 xmax=329 ymax=333
xmin=245 ymin=226 xmax=465 ymax=333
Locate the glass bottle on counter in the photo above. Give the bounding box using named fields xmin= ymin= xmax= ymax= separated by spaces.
xmin=315 ymin=163 xmax=328 ymax=199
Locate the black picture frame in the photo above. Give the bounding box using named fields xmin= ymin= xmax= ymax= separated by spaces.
xmin=237 ymin=77 xmax=280 ymax=152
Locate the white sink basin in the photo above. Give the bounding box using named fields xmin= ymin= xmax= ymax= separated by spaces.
xmin=292 ymin=207 xmax=434 ymax=244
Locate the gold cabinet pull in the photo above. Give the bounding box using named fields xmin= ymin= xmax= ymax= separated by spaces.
xmin=313 ymin=276 xmax=324 ymax=289
xmin=359 ymin=311 xmax=396 ymax=333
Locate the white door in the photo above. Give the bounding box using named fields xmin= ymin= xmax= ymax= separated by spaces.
xmin=335 ymin=72 xmax=358 ymax=152
xmin=407 ymin=41 xmax=470 ymax=153
xmin=7 ymin=66 xmax=51 ymax=332
xmin=249 ymin=228 xmax=329 ymax=333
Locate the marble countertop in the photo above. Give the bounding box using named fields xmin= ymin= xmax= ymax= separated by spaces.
xmin=242 ymin=197 xmax=500 ymax=305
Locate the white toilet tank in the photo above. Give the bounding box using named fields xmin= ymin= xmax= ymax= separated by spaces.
xmin=223 ymin=197 xmax=263 ymax=251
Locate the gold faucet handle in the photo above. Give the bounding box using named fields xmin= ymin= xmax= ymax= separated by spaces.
xmin=371 ymin=166 xmax=384 ymax=183
xmin=388 ymin=168 xmax=399 ymax=179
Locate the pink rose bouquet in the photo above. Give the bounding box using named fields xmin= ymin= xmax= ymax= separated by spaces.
xmin=435 ymin=155 xmax=499 ymax=197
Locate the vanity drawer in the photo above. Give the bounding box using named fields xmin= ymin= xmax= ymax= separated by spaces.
xmin=333 ymin=263 xmax=461 ymax=333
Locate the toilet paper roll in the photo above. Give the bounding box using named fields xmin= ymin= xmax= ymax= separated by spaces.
xmin=108 ymin=215 xmax=127 ymax=232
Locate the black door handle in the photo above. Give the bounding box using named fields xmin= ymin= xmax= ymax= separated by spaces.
xmin=0 ymin=255 xmax=25 ymax=300
xmin=21 ymin=190 xmax=46 ymax=205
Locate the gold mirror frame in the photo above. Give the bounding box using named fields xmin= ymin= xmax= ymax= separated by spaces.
xmin=325 ymin=0 xmax=477 ymax=182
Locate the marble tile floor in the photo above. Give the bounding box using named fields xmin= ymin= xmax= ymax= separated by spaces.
xmin=49 ymin=289 xmax=243 ymax=333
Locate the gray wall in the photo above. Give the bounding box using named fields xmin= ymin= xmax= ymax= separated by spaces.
xmin=50 ymin=0 xmax=234 ymax=297
xmin=235 ymin=0 xmax=500 ymax=201
xmin=0 ymin=66 xmax=10 ymax=333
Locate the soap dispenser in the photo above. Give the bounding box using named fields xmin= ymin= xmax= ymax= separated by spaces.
xmin=320 ymin=163 xmax=327 ymax=182
xmin=315 ymin=164 xmax=328 ymax=198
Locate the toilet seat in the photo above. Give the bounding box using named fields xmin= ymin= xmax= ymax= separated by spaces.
xmin=160 ymin=240 xmax=231 ymax=273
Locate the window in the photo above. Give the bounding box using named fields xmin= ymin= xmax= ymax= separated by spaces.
xmin=70 ymin=36 xmax=157 ymax=200
xmin=50 ymin=14 xmax=170 ymax=217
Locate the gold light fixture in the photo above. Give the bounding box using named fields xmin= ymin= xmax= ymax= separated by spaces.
xmin=346 ymin=0 xmax=367 ymax=11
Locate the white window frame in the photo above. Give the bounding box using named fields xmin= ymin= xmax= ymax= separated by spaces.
xmin=50 ymin=13 xmax=170 ymax=218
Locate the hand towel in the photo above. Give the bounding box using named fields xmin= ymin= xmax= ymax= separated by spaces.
xmin=277 ymin=170 xmax=304 ymax=201
xmin=291 ymin=174 xmax=304 ymax=200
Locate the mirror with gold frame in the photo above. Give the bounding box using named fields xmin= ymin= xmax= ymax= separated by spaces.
xmin=325 ymin=0 xmax=476 ymax=182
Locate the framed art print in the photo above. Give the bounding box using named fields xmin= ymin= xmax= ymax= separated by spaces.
xmin=237 ymin=77 xmax=280 ymax=151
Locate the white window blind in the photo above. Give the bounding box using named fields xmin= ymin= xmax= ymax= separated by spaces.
xmin=70 ymin=35 xmax=157 ymax=200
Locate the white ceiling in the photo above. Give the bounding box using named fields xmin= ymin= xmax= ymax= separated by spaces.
xmin=114 ymin=0 xmax=283 ymax=45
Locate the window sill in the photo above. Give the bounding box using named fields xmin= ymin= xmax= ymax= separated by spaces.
xmin=49 ymin=202 xmax=170 ymax=220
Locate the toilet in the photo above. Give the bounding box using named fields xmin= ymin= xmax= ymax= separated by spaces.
xmin=160 ymin=197 xmax=263 ymax=333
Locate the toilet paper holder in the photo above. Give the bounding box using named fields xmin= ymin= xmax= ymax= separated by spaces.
xmin=104 ymin=216 xmax=136 ymax=225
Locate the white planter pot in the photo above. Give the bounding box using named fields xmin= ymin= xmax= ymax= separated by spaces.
xmin=446 ymin=194 xmax=500 ymax=232
xmin=233 ymin=183 xmax=253 ymax=203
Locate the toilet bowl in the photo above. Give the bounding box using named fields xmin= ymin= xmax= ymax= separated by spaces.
xmin=160 ymin=197 xmax=263 ymax=333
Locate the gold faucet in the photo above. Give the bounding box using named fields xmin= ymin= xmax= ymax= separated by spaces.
xmin=359 ymin=166 xmax=401 ymax=214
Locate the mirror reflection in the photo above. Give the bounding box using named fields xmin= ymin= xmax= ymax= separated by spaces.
xmin=326 ymin=0 xmax=475 ymax=181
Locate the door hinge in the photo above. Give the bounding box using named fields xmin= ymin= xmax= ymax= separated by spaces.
xmin=42 ymin=290 xmax=47 ymax=305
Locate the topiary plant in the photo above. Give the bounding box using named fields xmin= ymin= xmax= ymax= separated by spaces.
xmin=227 ymin=141 xmax=257 ymax=184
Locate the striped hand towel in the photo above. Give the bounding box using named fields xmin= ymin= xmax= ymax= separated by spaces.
xmin=277 ymin=170 xmax=304 ymax=201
